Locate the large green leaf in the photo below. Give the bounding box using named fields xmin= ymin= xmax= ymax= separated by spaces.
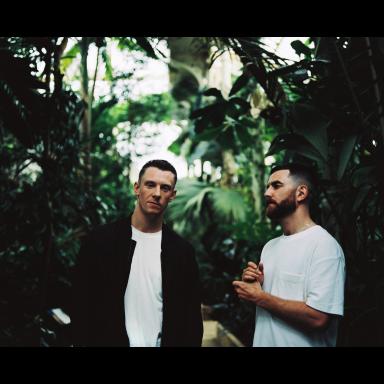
xmin=60 ymin=42 xmax=80 ymax=73
xmin=211 ymin=188 xmax=247 ymax=222
xmin=337 ymin=134 xmax=357 ymax=180
xmin=189 ymin=141 xmax=211 ymax=162
xmin=266 ymin=133 xmax=325 ymax=164
xmin=290 ymin=103 xmax=330 ymax=161
xmin=187 ymin=140 xmax=221 ymax=164
xmin=168 ymin=179 xmax=247 ymax=224
xmin=229 ymin=73 xmax=250 ymax=97
xmin=291 ymin=40 xmax=312 ymax=58
xmin=168 ymin=179 xmax=211 ymax=221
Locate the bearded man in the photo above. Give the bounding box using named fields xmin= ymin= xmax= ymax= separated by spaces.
xmin=233 ymin=163 xmax=345 ymax=347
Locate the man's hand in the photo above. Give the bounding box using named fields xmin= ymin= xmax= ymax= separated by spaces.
xmin=242 ymin=261 xmax=264 ymax=285
xmin=232 ymin=279 xmax=264 ymax=304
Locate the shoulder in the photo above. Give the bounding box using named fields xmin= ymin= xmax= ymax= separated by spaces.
xmin=83 ymin=217 xmax=129 ymax=245
xmin=313 ymin=226 xmax=343 ymax=249
xmin=312 ymin=226 xmax=345 ymax=260
xmin=263 ymin=235 xmax=282 ymax=250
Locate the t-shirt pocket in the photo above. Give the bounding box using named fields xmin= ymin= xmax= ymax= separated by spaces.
xmin=275 ymin=271 xmax=305 ymax=301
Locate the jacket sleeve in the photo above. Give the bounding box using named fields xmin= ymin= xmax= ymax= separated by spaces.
xmin=184 ymin=246 xmax=204 ymax=346
xmin=71 ymin=234 xmax=98 ymax=346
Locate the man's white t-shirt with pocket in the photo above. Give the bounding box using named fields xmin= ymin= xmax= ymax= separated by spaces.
xmin=253 ymin=225 xmax=346 ymax=347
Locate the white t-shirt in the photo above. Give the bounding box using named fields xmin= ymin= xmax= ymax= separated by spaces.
xmin=253 ymin=225 xmax=346 ymax=347
xmin=124 ymin=226 xmax=163 ymax=347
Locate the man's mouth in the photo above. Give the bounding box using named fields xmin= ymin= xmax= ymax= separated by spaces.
xmin=148 ymin=201 xmax=161 ymax=207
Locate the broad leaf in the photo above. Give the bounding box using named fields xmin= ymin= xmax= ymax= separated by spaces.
xmin=203 ymin=88 xmax=223 ymax=99
xmin=337 ymin=134 xmax=357 ymax=180
xmin=291 ymin=40 xmax=312 ymax=58
xmin=229 ymin=73 xmax=250 ymax=97
xmin=290 ymin=103 xmax=330 ymax=161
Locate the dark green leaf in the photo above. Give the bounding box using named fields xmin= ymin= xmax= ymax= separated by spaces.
xmin=203 ymin=88 xmax=223 ymax=99
xmin=291 ymin=40 xmax=312 ymax=58
xmin=132 ymin=37 xmax=158 ymax=59
xmin=290 ymin=103 xmax=330 ymax=161
xmin=229 ymin=73 xmax=250 ymax=97
xmin=337 ymin=134 xmax=357 ymax=180
xmin=266 ymin=133 xmax=325 ymax=164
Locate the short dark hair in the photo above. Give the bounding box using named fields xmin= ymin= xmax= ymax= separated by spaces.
xmin=270 ymin=163 xmax=317 ymax=201
xmin=138 ymin=159 xmax=177 ymax=185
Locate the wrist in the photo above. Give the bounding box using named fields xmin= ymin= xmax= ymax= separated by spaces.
xmin=254 ymin=290 xmax=268 ymax=306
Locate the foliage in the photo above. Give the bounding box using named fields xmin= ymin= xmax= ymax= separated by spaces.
xmin=0 ymin=37 xmax=104 ymax=345
xmin=0 ymin=36 xmax=174 ymax=345
xmin=2 ymin=36 xmax=384 ymax=347
xmin=196 ymin=37 xmax=384 ymax=345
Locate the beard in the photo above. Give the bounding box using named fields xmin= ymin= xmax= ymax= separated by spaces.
xmin=266 ymin=192 xmax=297 ymax=220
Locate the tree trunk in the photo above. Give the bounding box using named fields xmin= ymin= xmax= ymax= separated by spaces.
xmin=220 ymin=149 xmax=237 ymax=187
xmin=80 ymin=37 xmax=92 ymax=190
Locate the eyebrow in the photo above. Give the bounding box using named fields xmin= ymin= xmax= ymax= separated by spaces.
xmin=144 ymin=180 xmax=173 ymax=188
xmin=266 ymin=180 xmax=283 ymax=188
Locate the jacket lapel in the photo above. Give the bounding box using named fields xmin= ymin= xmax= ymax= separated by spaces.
xmin=115 ymin=216 xmax=136 ymax=293
xmin=161 ymin=225 xmax=179 ymax=307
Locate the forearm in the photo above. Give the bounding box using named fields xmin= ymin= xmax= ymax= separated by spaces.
xmin=255 ymin=292 xmax=328 ymax=331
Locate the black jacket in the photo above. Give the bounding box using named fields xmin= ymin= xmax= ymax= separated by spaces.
xmin=71 ymin=215 xmax=203 ymax=347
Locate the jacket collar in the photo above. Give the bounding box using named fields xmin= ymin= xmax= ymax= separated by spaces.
xmin=118 ymin=213 xmax=176 ymax=252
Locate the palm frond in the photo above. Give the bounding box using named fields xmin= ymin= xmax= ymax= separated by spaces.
xmin=211 ymin=187 xmax=248 ymax=222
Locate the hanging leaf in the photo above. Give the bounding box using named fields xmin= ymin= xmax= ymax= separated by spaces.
xmin=229 ymin=73 xmax=250 ymax=97
xmin=291 ymin=40 xmax=312 ymax=58
xmin=337 ymin=134 xmax=358 ymax=180
xmin=132 ymin=37 xmax=158 ymax=59
xmin=247 ymin=61 xmax=267 ymax=89
xmin=189 ymin=141 xmax=211 ymax=162
xmin=290 ymin=103 xmax=330 ymax=161
xmin=101 ymin=47 xmax=113 ymax=81
xmin=203 ymin=88 xmax=223 ymax=99
xmin=266 ymin=133 xmax=325 ymax=164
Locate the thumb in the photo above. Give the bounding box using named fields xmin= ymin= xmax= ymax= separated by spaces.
xmin=258 ymin=262 xmax=264 ymax=273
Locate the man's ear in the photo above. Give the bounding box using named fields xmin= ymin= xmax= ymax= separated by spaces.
xmin=297 ymin=185 xmax=309 ymax=202
xmin=169 ymin=189 xmax=177 ymax=201
xmin=133 ymin=181 xmax=140 ymax=197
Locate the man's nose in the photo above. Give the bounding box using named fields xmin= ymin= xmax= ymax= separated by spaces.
xmin=153 ymin=186 xmax=161 ymax=197
xmin=264 ymin=186 xmax=271 ymax=198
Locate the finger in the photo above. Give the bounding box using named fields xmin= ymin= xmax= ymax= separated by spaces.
xmin=258 ymin=262 xmax=264 ymax=272
xmin=248 ymin=261 xmax=258 ymax=268
xmin=243 ymin=275 xmax=256 ymax=282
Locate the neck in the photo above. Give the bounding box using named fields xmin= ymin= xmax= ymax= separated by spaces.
xmin=279 ymin=206 xmax=315 ymax=236
xmin=131 ymin=205 xmax=163 ymax=233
